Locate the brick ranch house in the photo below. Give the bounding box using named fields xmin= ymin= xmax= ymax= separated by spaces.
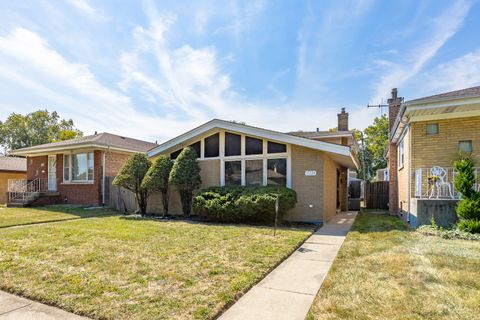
xmin=146 ymin=110 xmax=359 ymax=223
xmin=0 ymin=156 xmax=26 ymax=204
xmin=387 ymin=86 xmax=480 ymax=227
xmin=9 ymin=133 xmax=157 ymax=206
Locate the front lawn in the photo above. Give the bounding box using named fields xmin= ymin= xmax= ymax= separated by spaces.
xmin=0 ymin=206 xmax=115 ymax=228
xmin=307 ymin=210 xmax=480 ymax=320
xmin=0 ymin=214 xmax=312 ymax=319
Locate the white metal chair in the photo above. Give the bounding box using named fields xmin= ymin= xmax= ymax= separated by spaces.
xmin=428 ymin=166 xmax=454 ymax=199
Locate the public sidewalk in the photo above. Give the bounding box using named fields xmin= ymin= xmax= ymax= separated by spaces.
xmin=0 ymin=290 xmax=88 ymax=320
xmin=219 ymin=211 xmax=357 ymax=320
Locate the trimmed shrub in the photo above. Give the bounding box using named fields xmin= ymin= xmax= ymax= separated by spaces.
xmin=457 ymin=219 xmax=480 ymax=234
xmin=192 ymin=186 xmax=297 ymax=223
xmin=456 ymin=197 xmax=480 ymax=221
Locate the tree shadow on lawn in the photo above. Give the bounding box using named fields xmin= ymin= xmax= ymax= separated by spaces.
xmin=118 ymin=215 xmax=316 ymax=232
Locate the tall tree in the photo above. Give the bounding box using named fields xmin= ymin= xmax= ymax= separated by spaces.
xmin=358 ymin=114 xmax=388 ymax=180
xmin=113 ymin=153 xmax=151 ymax=216
xmin=142 ymin=156 xmax=174 ymax=217
xmin=0 ymin=110 xmax=82 ymax=153
xmin=169 ymin=147 xmax=202 ymax=216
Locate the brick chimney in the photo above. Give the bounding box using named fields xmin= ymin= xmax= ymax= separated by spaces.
xmin=387 ymin=88 xmax=403 ymax=215
xmin=337 ymin=108 xmax=348 ymax=131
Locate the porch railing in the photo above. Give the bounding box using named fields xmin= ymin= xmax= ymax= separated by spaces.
xmin=414 ymin=167 xmax=480 ymax=199
xmin=7 ymin=178 xmax=48 ymax=203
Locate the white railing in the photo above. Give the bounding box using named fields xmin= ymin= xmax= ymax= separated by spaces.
xmin=7 ymin=178 xmax=48 ymax=203
xmin=414 ymin=167 xmax=480 ymax=199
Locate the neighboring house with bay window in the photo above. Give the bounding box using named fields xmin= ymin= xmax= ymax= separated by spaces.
xmin=9 ymin=133 xmax=157 ymax=206
xmin=147 ymin=112 xmax=359 ymax=223
xmin=387 ymin=86 xmax=480 ymax=227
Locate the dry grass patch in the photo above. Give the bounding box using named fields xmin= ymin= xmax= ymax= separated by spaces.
xmin=0 ymin=205 xmax=116 ymax=228
xmin=307 ymin=210 xmax=480 ymax=320
xmin=0 ymin=215 xmax=312 ymax=319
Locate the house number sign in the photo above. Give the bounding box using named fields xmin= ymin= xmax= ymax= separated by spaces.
xmin=305 ymin=170 xmax=317 ymax=176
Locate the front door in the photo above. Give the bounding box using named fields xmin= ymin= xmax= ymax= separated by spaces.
xmin=48 ymin=155 xmax=57 ymax=191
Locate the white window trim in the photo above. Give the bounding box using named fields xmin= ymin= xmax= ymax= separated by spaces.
xmin=62 ymin=151 xmax=95 ymax=184
xmin=398 ymin=140 xmax=404 ymax=170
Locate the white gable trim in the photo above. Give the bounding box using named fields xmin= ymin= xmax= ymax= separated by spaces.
xmin=147 ymin=119 xmax=352 ymax=158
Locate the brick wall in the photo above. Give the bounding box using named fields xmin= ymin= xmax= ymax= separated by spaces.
xmin=397 ymin=127 xmax=410 ymax=214
xmin=105 ymin=151 xmax=131 ymax=177
xmin=388 ymin=88 xmax=402 ymax=215
xmin=56 ymin=150 xmax=103 ymax=205
xmin=288 ymin=145 xmax=324 ymax=222
xmin=409 ymin=116 xmax=480 ymax=197
xmin=27 ymin=155 xmax=48 ymax=180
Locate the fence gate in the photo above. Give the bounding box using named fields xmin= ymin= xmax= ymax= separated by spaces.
xmin=364 ymin=181 xmax=389 ymax=209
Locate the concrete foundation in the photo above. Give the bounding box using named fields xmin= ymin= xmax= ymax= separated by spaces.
xmin=408 ymin=198 xmax=458 ymax=228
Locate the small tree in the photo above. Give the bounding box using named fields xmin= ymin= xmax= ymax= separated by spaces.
xmin=454 ymin=155 xmax=480 ymax=233
xmin=169 ymin=147 xmax=202 ymax=216
xmin=142 ymin=156 xmax=173 ymax=217
xmin=113 ymin=153 xmax=151 ymax=216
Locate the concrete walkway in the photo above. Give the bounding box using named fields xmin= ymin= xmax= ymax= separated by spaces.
xmin=0 ymin=291 xmax=88 ymax=320
xmin=219 ymin=211 xmax=357 ymax=320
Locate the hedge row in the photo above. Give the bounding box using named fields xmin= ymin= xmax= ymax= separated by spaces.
xmin=192 ymin=186 xmax=297 ymax=223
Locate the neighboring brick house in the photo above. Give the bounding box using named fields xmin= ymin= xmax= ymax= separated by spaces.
xmin=147 ymin=110 xmax=359 ymax=223
xmin=0 ymin=156 xmax=26 ymax=204
xmin=10 ymin=133 xmax=157 ymax=206
xmin=388 ymin=86 xmax=480 ymax=227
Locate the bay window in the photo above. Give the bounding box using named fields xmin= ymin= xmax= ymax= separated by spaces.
xmin=63 ymin=152 xmax=94 ymax=182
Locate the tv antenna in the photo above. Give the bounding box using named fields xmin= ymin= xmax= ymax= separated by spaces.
xmin=367 ymin=100 xmax=388 ymax=116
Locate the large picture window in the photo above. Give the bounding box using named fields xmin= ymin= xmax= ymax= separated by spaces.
xmin=64 ymin=152 xmax=94 ymax=182
xmin=225 ymin=161 xmax=241 ymax=186
xmin=267 ymin=158 xmax=287 ymax=186
xmin=268 ymin=141 xmax=286 ymax=153
xmin=204 ymin=133 xmax=219 ymax=158
xmin=225 ymin=132 xmax=241 ymax=156
xmin=245 ymin=160 xmax=263 ymax=186
xmin=246 ymin=136 xmax=263 ymax=155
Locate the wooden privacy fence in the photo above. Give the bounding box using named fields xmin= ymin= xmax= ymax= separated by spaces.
xmin=105 ymin=176 xmax=138 ymax=213
xmin=364 ymin=181 xmax=389 ymax=209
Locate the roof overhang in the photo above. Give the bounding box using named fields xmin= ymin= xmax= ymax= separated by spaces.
xmin=391 ymin=97 xmax=480 ymax=143
xmin=148 ymin=119 xmax=359 ymax=169
xmin=10 ymin=144 xmax=141 ymax=156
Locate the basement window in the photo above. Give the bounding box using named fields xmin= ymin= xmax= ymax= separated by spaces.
xmin=426 ymin=123 xmax=439 ymax=135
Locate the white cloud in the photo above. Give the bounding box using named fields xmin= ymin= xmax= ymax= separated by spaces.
xmin=0 ymin=28 xmax=182 ymax=141
xmin=369 ymin=0 xmax=472 ymax=103
xmin=66 ymin=0 xmax=95 ymax=15
xmin=423 ymin=49 xmax=480 ymax=92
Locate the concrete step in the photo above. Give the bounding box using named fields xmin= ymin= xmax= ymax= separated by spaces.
xmin=6 ymin=202 xmax=28 ymax=208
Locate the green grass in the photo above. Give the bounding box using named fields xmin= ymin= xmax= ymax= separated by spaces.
xmin=307 ymin=209 xmax=480 ymax=320
xmin=0 ymin=213 xmax=312 ymax=319
xmin=0 ymin=206 xmax=116 ymax=228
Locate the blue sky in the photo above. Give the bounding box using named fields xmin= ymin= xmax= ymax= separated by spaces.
xmin=0 ymin=0 xmax=479 ymax=142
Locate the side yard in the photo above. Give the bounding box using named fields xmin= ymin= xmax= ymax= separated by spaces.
xmin=307 ymin=210 xmax=480 ymax=320
xmin=0 ymin=206 xmax=116 ymax=228
xmin=0 ymin=208 xmax=312 ymax=319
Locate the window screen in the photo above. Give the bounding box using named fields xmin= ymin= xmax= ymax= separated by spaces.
xmin=225 ymin=132 xmax=241 ymax=156
xmin=459 ymin=140 xmax=473 ymax=153
xmin=204 ymin=133 xmax=219 ymax=158
xmin=246 ymin=136 xmax=263 ymax=155
xmin=225 ymin=161 xmax=241 ymax=186
xmin=426 ymin=123 xmax=439 ymax=135
xmin=267 ymin=141 xmax=286 ymax=153
xmin=189 ymin=141 xmax=201 ymax=158
xmin=267 ymin=158 xmax=287 ymax=186
xmin=246 ymin=160 xmax=263 ymax=186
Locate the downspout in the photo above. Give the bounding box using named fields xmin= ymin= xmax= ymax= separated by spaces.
xmin=407 ymin=124 xmax=411 ymax=223
xmin=102 ymin=148 xmax=107 ymax=206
